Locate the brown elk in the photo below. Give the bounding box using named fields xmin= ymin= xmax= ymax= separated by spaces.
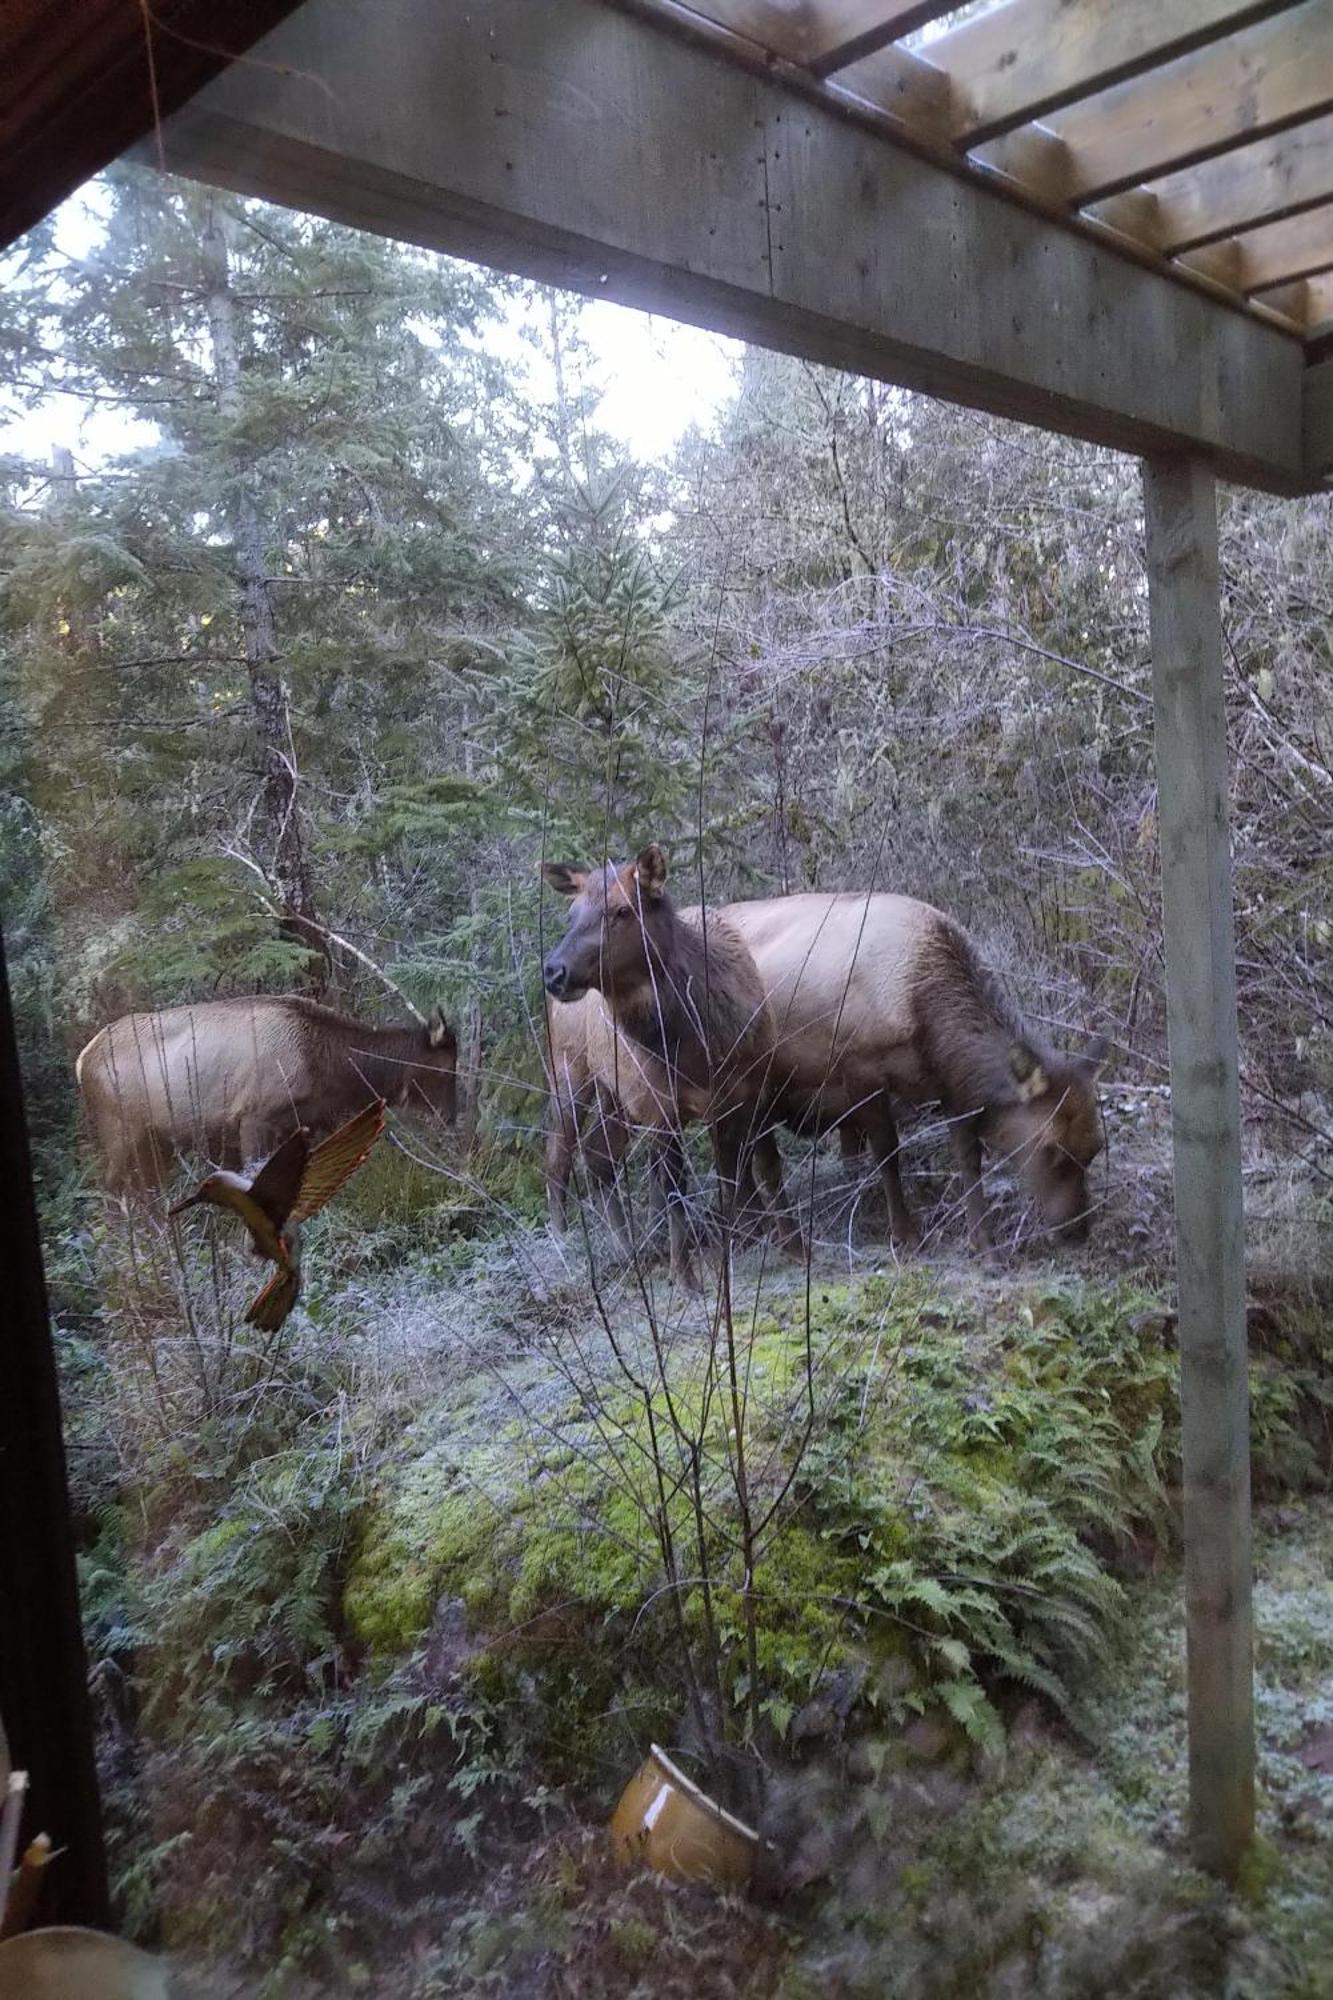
xmin=541 ymin=846 xmax=801 ymax=1286
xmin=720 ymin=892 xmax=1106 ymax=1253
xmin=76 ymin=996 xmax=456 ymax=1193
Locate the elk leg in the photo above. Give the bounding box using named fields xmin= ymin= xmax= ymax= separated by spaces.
xmin=861 ymin=1096 xmax=918 ymax=1249
xmin=656 ymin=1131 xmax=701 ymax=1290
xmin=583 ymin=1088 xmax=636 ymax=1258
xmin=730 ymin=1116 xmax=776 ymax=1242
xmin=544 ymin=1086 xmax=585 ymax=1235
xmin=710 ymin=1107 xmax=749 ymax=1235
xmin=950 ymin=1116 xmax=993 ymax=1254
xmin=750 ymin=1129 xmax=806 ymax=1260
xmin=838 ymin=1122 xmax=864 ymax=1169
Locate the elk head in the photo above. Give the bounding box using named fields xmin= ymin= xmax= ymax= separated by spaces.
xmin=541 ymin=846 xmax=673 ymax=1006
xmin=987 ymin=1034 xmax=1108 ymax=1241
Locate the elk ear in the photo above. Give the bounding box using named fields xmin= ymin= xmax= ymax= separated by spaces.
xmin=427 ymin=1006 xmax=454 ymax=1050
xmin=634 ymin=844 xmax=668 ymax=899
xmin=542 ymin=862 xmax=587 ymax=898
xmin=1008 ymin=1041 xmax=1050 ymax=1103
xmin=1076 ymin=1032 xmax=1109 ymax=1080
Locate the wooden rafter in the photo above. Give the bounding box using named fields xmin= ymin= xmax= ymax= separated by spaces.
xmin=155 ymin=0 xmax=1310 ymax=490
xmin=1095 ymin=112 xmax=1333 ymax=252
xmin=1228 ymin=200 xmax=1333 ymax=291
xmin=806 ymin=2 xmax=961 ymax=76
xmin=624 ymin=0 xmax=1328 ymax=344
xmin=661 ymin=0 xmax=809 ymax=61
xmin=1253 ymin=270 xmax=1333 ymax=328
xmin=831 ymin=37 xmax=955 ymax=143
xmin=981 ymin=1 xmax=1333 ymax=204
xmin=927 ymin=0 xmax=1304 ymax=147
xmin=673 ymin=0 xmax=957 ymax=72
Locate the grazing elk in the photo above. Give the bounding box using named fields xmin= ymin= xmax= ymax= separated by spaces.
xmin=720 ymin=892 xmax=1106 ymax=1254
xmin=76 ymin=995 xmax=456 ymax=1193
xmin=543 ymin=989 xmax=639 ymax=1240
xmin=541 ymin=846 xmax=801 ymax=1286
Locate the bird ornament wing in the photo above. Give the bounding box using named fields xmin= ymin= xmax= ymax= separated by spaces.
xmin=289 ymin=1099 xmax=386 ymax=1224
xmin=245 ymin=1262 xmax=301 ymax=1332
xmin=247 ymin=1126 xmax=312 ymax=1227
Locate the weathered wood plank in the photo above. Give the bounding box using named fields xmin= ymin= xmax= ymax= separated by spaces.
xmin=982 ymin=1 xmax=1333 ymax=203
xmin=1302 ymin=352 xmax=1333 ymax=473
xmin=930 ymin=0 xmax=1297 ymax=146
xmin=1106 ymin=110 xmax=1333 ymax=252
xmin=1231 ymin=199 xmax=1333 ymax=289
xmin=673 ymin=0 xmax=809 ymax=59
xmin=1254 ymin=269 xmax=1333 ymax=330
xmin=807 ymin=1 xmax=963 ymax=75
xmin=819 ymin=33 xmax=955 ymax=137
xmin=152 ymin=0 xmax=1310 ymax=491
xmin=1142 ymin=455 xmax=1255 ymax=1883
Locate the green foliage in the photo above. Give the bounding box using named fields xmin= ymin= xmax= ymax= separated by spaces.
xmin=140 ymin=1450 xmax=360 ymax=1721
xmin=343 ymin=1278 xmax=1199 ymax=1791
xmin=106 ymin=858 xmax=315 ymax=996
xmin=495 ymin=480 xmax=730 ymax=862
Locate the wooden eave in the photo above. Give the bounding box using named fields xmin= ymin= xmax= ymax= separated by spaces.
xmin=624 ymin=0 xmax=1333 ymax=342
xmin=0 ymin=0 xmax=307 ymax=247
xmin=6 ymin=0 xmax=1333 ymax=483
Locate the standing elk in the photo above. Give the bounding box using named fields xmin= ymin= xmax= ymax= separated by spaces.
xmin=721 ymin=891 xmax=1106 ymax=1253
xmin=541 ymin=846 xmax=801 ymax=1286
xmin=76 ymin=995 xmax=456 ymax=1193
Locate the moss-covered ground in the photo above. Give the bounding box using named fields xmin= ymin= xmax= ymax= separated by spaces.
xmin=57 ymin=1151 xmax=1333 ymax=1997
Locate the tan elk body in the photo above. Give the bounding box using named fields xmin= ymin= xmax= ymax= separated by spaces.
xmin=76 ymin=996 xmax=455 ymax=1191
xmin=720 ymin=891 xmax=1105 ymax=1248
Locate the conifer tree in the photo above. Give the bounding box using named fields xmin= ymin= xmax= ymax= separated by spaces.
xmin=1 ymin=166 xmax=525 ymax=1015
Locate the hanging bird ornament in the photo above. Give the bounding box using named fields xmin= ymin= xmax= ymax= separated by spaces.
xmin=169 ymin=1099 xmax=387 ymax=1330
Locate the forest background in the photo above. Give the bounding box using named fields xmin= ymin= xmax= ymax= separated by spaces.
xmin=3 ymin=166 xmax=1333 ymax=1997
xmin=4 ymin=167 xmax=1333 ymax=1193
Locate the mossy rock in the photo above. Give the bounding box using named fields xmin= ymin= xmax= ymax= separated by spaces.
xmin=340 ymin=1270 xmax=1325 ymax=1794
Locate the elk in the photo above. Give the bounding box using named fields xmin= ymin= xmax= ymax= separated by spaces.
xmin=720 ymin=891 xmax=1106 ymax=1253
xmin=76 ymin=995 xmax=456 ymax=1193
xmin=541 ymin=846 xmax=801 ymax=1286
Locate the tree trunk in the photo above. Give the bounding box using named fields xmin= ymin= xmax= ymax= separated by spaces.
xmin=201 ymin=198 xmax=325 ymax=987
xmin=457 ymin=721 xmax=484 ymax=1152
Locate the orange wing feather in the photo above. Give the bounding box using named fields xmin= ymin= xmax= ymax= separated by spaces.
xmin=245 ymin=1262 xmax=300 ymax=1332
xmin=288 ymin=1099 xmax=386 ymax=1225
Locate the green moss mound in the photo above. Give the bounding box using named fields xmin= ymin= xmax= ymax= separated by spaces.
xmin=343 ymin=1277 xmax=1219 ymax=1780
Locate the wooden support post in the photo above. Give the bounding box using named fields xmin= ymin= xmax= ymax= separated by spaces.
xmin=1142 ymin=456 xmax=1254 ymax=1880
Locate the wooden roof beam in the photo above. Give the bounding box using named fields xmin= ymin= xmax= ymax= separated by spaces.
xmin=654 ymin=2 xmax=962 ymax=73
xmin=1227 ymin=200 xmax=1333 ymax=291
xmin=1092 ymin=112 xmax=1333 ymax=253
xmin=929 ymin=0 xmax=1304 ymax=148
xmin=623 ymin=0 xmax=1330 ymax=332
xmin=662 ymin=1 xmax=809 ymax=61
xmin=805 ymin=2 xmax=964 ymax=77
xmin=152 ymin=0 xmax=1310 ymax=492
xmin=1255 ymin=270 xmax=1333 ymax=330
xmin=979 ymin=1 xmax=1333 ymax=205
xmin=648 ymin=0 xmax=965 ymax=149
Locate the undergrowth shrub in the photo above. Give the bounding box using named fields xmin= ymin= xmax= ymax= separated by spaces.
xmin=77 ymin=1262 xmax=1327 ymax=1988
xmin=344 ymin=1278 xmax=1215 ymax=1793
